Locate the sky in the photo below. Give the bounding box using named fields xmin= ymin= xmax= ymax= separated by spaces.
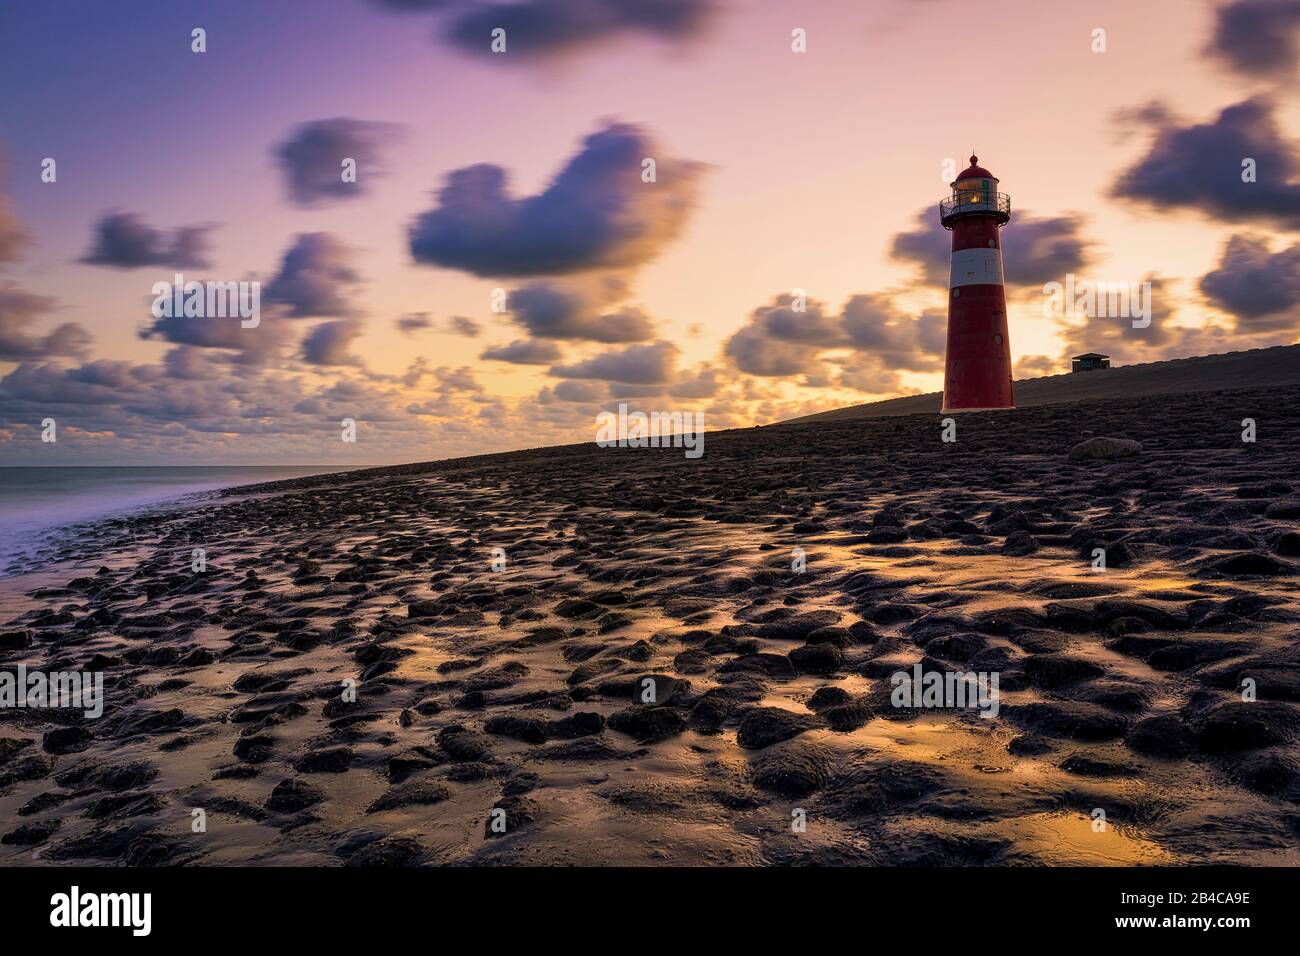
xmin=0 ymin=0 xmax=1297 ymax=465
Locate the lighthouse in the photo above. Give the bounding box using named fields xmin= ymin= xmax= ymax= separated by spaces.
xmin=939 ymin=155 xmax=1014 ymax=411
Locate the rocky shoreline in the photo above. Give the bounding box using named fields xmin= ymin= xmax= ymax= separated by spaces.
xmin=2 ymin=383 xmax=1299 ymax=865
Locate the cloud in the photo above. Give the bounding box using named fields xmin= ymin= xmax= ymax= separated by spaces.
xmin=432 ymin=365 xmax=483 ymax=393
xmin=550 ymin=339 xmax=677 ymax=384
xmin=1015 ymin=354 xmax=1059 ymax=378
xmin=302 ymin=318 xmax=364 ymax=365
xmin=723 ymin=292 xmax=943 ymax=392
xmin=890 ymin=208 xmax=1095 ymax=288
xmin=1205 ymin=0 xmax=1300 ymax=81
xmin=1199 ymin=234 xmax=1300 ymax=330
xmin=162 ymin=345 xmax=213 ymax=380
xmin=0 ymin=284 xmax=91 ymax=361
xmin=264 ymin=232 xmax=363 ymax=318
xmin=723 ymin=295 xmax=837 ymax=380
xmin=1110 ymin=97 xmax=1300 ymax=229
xmin=668 ymin=363 xmax=724 ymax=399
xmin=399 ymin=312 xmax=483 ymax=337
xmin=841 ymin=295 xmax=945 ymax=371
xmin=79 ymin=211 xmax=214 ymax=269
xmin=141 ymin=299 xmax=290 ymax=364
xmin=447 ymin=315 xmax=481 ymax=337
xmin=441 ymin=0 xmax=718 ymax=60
xmin=274 ymin=118 xmax=399 ymax=207
xmin=408 ymin=121 xmax=705 ymax=277
xmin=507 ymin=281 xmax=655 ymax=341
xmin=1047 ymin=274 xmax=1280 ymax=366
xmin=397 ymin=312 xmax=434 ymax=334
xmin=480 ymin=338 xmax=564 ymax=364
xmin=551 ymin=378 xmax=607 ymax=402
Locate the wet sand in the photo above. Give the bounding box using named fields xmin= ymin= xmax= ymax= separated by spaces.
xmin=2 ymin=382 xmax=1299 ymax=866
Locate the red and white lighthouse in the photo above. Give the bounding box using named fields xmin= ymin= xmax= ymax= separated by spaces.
xmin=939 ymin=155 xmax=1014 ymax=411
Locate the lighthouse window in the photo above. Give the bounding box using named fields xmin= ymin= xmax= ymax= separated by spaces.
xmin=993 ymin=334 xmax=1003 ymax=345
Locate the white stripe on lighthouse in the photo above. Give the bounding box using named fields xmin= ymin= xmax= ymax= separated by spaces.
xmin=949 ymin=247 xmax=1004 ymax=288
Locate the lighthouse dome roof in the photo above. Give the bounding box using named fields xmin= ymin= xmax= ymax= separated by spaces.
xmin=956 ymin=154 xmax=995 ymax=181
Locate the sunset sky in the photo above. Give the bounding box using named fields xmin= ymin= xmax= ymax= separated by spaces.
xmin=1 ymin=0 xmax=1297 ymax=464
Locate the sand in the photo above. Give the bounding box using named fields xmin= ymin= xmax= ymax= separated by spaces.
xmin=1 ymin=381 xmax=1299 ymax=866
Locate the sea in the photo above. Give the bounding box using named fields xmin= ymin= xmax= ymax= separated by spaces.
xmin=0 ymin=465 xmax=354 ymax=575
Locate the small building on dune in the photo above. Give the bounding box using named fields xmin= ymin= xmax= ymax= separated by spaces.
xmin=1072 ymin=352 xmax=1110 ymax=372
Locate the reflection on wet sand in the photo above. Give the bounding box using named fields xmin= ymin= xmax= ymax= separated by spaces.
xmin=1 ymin=383 xmax=1299 ymax=865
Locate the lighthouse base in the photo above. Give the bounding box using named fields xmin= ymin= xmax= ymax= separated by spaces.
xmin=940 ymin=403 xmax=1016 ymax=413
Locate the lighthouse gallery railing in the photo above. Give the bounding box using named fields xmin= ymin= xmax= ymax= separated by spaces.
xmin=939 ymin=192 xmax=1011 ymax=227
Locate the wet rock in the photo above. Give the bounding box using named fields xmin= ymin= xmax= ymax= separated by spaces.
xmin=1147 ymin=637 xmax=1251 ymax=672
xmin=83 ymin=791 xmax=166 ymax=820
xmin=804 ymin=626 xmax=855 ymax=648
xmin=673 ymin=649 xmax=713 ymax=673
xmin=265 ymin=778 xmax=324 ymax=814
xmin=868 ymin=603 xmax=922 ymax=625
xmin=56 ymin=761 xmax=157 ymax=792
xmin=18 ymin=789 xmax=76 ymax=816
xmin=1 ymin=819 xmax=60 ymax=845
xmin=1072 ymin=682 xmax=1150 ymax=714
xmin=753 ymin=611 xmax=842 ymax=640
xmin=1060 ymin=754 xmax=1135 ymax=777
xmin=807 ymin=686 xmax=852 ymax=711
xmin=42 ymin=726 xmax=92 ymax=755
xmin=1008 ymin=734 xmax=1053 ymax=756
xmin=555 ymin=598 xmax=603 ymax=619
xmin=293 ymin=746 xmax=354 ymax=774
xmin=819 ymin=760 xmax=945 ymax=819
xmin=607 ymin=706 xmax=686 ymax=742
xmin=344 ymin=836 xmax=423 ymax=867
xmin=1004 ymin=701 xmax=1128 ymax=741
xmin=232 ymin=733 xmax=275 ymax=764
xmin=1068 ymin=436 xmax=1142 ymax=461
xmin=387 ymin=749 xmax=441 ymax=783
xmin=924 ymin=632 xmax=988 ymax=665
xmin=687 ymin=692 xmax=735 ymax=733
xmin=0 ymin=754 xmax=51 ymax=788
xmin=602 ymin=673 xmax=690 ymax=706
xmin=484 ymin=796 xmax=540 ymax=839
xmin=1001 ymin=531 xmax=1039 ymax=556
xmin=565 ymin=658 xmax=622 ymax=686
xmin=105 ymin=707 xmax=187 ymax=737
xmin=0 ymin=630 xmax=32 ymax=650
xmin=531 ymin=737 xmax=639 ymax=762
xmin=721 ymin=653 xmax=797 ymax=678
xmin=0 ymin=737 xmax=34 ymax=764
xmin=1095 ymin=600 xmax=1188 ymax=630
xmin=463 ymin=661 xmax=528 ymax=692
xmin=750 ymin=740 xmax=834 ymax=797
xmin=1207 ymin=552 xmax=1294 ymax=577
xmin=736 ymin=707 xmax=819 ymax=749
xmin=788 ymin=643 xmax=843 ymax=675
xmin=546 ymin=711 xmax=605 ymax=739
xmin=446 ymin=760 xmax=498 ymax=779
xmin=436 ymin=727 xmax=493 ymax=763
xmin=1227 ymin=751 xmax=1300 ymax=800
xmin=484 ymin=715 xmax=548 ymax=744
xmin=1023 ymin=654 xmax=1105 ymax=689
xmin=1263 ymin=499 xmax=1300 ymax=519
xmin=366 ymin=781 xmax=451 ymax=813
xmin=1194 ymin=702 xmax=1300 ymax=752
